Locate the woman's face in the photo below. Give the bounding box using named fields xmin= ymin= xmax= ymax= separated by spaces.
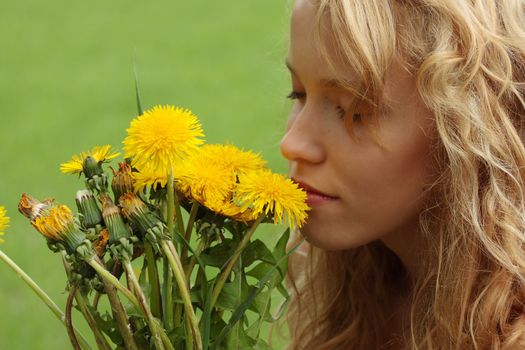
xmin=281 ymin=0 xmax=437 ymax=251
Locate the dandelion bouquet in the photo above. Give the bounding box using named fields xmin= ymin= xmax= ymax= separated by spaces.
xmin=0 ymin=104 xmax=308 ymax=350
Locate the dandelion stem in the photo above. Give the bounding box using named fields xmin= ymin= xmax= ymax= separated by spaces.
xmin=163 ymin=257 xmax=174 ymax=330
xmin=86 ymin=258 xmax=141 ymax=310
xmin=123 ymin=260 xmax=166 ymax=350
xmin=166 ymin=170 xmax=176 ymax=329
xmin=161 ymin=240 xmax=202 ymax=350
xmin=181 ymin=202 xmax=199 ymax=271
xmin=210 ymin=214 xmax=264 ymax=309
xmin=66 ymin=285 xmax=82 ymax=350
xmin=144 ymin=242 xmax=162 ymax=319
xmin=184 ymin=236 xmax=208 ymax=281
xmin=60 ymin=251 xmax=110 ymax=350
xmin=87 ymin=257 xmax=139 ymax=350
xmin=75 ymin=291 xmax=113 ymax=350
xmin=0 ymin=250 xmax=93 ymax=350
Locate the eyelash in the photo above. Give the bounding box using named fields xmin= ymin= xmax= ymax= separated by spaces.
xmin=287 ymin=91 xmax=362 ymax=122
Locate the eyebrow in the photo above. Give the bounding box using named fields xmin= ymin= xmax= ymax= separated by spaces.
xmin=285 ymin=59 xmax=353 ymax=90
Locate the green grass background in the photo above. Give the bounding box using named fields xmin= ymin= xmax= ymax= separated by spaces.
xmin=0 ymin=1 xmax=294 ymax=348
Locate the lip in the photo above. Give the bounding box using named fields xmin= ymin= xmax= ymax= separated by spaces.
xmin=293 ymin=178 xmax=339 ymax=207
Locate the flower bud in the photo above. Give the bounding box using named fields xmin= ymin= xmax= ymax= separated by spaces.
xmin=111 ymin=162 xmax=134 ymax=202
xmin=83 ymin=155 xmax=103 ymax=179
xmin=19 ymin=194 xmax=86 ymax=254
xmin=75 ymin=190 xmax=102 ymax=229
xmin=99 ymin=194 xmax=132 ymax=244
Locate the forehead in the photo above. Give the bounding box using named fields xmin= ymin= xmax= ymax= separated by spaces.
xmin=289 ymin=0 xmax=360 ymax=90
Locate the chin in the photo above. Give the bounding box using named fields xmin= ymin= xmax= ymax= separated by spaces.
xmin=299 ymin=224 xmax=367 ymax=251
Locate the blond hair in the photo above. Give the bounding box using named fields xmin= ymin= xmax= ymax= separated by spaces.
xmin=284 ymin=1 xmax=525 ymax=349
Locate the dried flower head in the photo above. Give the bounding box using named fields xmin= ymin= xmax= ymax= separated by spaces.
xmin=111 ymin=162 xmax=135 ymax=200
xmin=19 ymin=194 xmax=86 ymax=253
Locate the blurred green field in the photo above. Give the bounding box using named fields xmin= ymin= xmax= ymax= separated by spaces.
xmin=0 ymin=1 xmax=293 ymax=349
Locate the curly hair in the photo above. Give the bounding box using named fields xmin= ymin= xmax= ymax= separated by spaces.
xmin=283 ymin=0 xmax=525 ymax=349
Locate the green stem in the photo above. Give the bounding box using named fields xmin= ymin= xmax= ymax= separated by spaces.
xmin=144 ymin=242 xmax=162 ymax=319
xmin=123 ymin=261 xmax=165 ymax=350
xmin=184 ymin=237 xmax=208 ymax=281
xmin=86 ymin=258 xmax=141 ymax=311
xmin=210 ymin=214 xmax=264 ymax=309
xmin=89 ymin=257 xmax=139 ymax=350
xmin=163 ymin=257 xmax=174 ymax=330
xmin=181 ymin=202 xmax=199 ymax=264
xmin=0 ymin=250 xmax=93 ymax=350
xmin=161 ymin=240 xmax=202 ymax=350
xmin=166 ymin=170 xmax=176 ymax=329
xmin=66 ymin=285 xmax=82 ymax=350
xmin=75 ymin=292 xmax=113 ymax=350
xmin=184 ymin=316 xmax=194 ymax=350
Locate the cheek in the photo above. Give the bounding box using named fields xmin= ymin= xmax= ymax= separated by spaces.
xmin=345 ymin=116 xmax=436 ymax=234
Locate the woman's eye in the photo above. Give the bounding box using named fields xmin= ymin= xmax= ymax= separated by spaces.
xmin=286 ymin=91 xmax=306 ymax=100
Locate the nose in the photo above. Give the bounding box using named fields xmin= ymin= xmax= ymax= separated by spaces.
xmin=280 ymin=106 xmax=325 ymax=164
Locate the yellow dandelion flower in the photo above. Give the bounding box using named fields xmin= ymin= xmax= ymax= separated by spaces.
xmin=0 ymin=206 xmax=10 ymax=243
xmin=198 ymin=144 xmax=266 ymax=175
xmin=205 ymin=197 xmax=258 ymax=222
xmin=60 ymin=145 xmax=120 ymax=174
xmin=235 ymin=170 xmax=310 ymax=228
xmin=174 ymin=153 xmax=235 ymax=205
xmin=131 ymin=164 xmax=169 ymax=193
xmin=123 ymin=105 xmax=205 ymax=176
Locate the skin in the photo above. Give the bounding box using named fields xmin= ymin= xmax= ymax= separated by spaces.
xmin=281 ymin=0 xmax=438 ymax=281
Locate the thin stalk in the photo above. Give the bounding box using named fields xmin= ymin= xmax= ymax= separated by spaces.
xmin=75 ymin=292 xmax=113 ymax=350
xmin=123 ymin=260 xmax=165 ymax=350
xmin=86 ymin=258 xmax=141 ymax=311
xmin=59 ymin=252 xmax=110 ymax=350
xmin=210 ymin=214 xmax=264 ymax=308
xmin=184 ymin=315 xmax=194 ymax=350
xmin=161 ymin=240 xmax=202 ymax=350
xmin=66 ymin=285 xmax=82 ymax=350
xmin=0 ymin=250 xmax=92 ymax=350
xmin=184 ymin=236 xmax=208 ymax=281
xmin=92 ymin=258 xmax=139 ymax=350
xmin=144 ymin=242 xmax=162 ymax=318
xmin=166 ymin=170 xmax=176 ymax=329
xmin=181 ymin=202 xmax=199 ymax=264
xmin=163 ymin=257 xmax=174 ymax=330
xmin=92 ymin=292 xmax=101 ymax=310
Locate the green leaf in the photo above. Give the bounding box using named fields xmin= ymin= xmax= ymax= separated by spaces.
xmin=241 ymin=239 xmax=275 ymax=267
xmin=253 ymin=338 xmax=273 ymax=350
xmin=199 ymin=239 xmax=235 ymax=267
xmin=133 ymin=58 xmax=143 ymax=115
xmin=212 ymin=237 xmax=306 ymax=349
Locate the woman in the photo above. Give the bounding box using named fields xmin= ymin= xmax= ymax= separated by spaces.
xmin=280 ymin=0 xmax=525 ymax=349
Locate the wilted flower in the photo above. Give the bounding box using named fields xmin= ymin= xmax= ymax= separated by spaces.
xmin=0 ymin=206 xmax=10 ymax=243
xmin=123 ymin=105 xmax=205 ymax=176
xmin=119 ymin=192 xmax=162 ymax=234
xmin=75 ymin=190 xmax=102 ymax=229
xmin=235 ymin=170 xmax=310 ymax=228
xmin=19 ymin=194 xmax=87 ymax=254
xmin=60 ymin=145 xmax=120 ymax=176
xmin=111 ymin=162 xmax=134 ymax=200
